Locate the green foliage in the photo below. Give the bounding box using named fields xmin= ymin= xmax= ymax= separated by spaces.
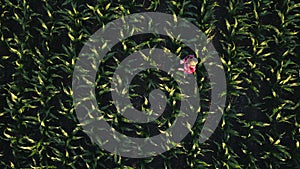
xmin=0 ymin=0 xmax=299 ymax=168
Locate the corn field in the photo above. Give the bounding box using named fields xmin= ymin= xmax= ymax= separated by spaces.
xmin=0 ymin=0 xmax=299 ymax=168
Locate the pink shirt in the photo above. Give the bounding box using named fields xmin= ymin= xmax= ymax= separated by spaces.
xmin=181 ymin=55 xmax=197 ymax=74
